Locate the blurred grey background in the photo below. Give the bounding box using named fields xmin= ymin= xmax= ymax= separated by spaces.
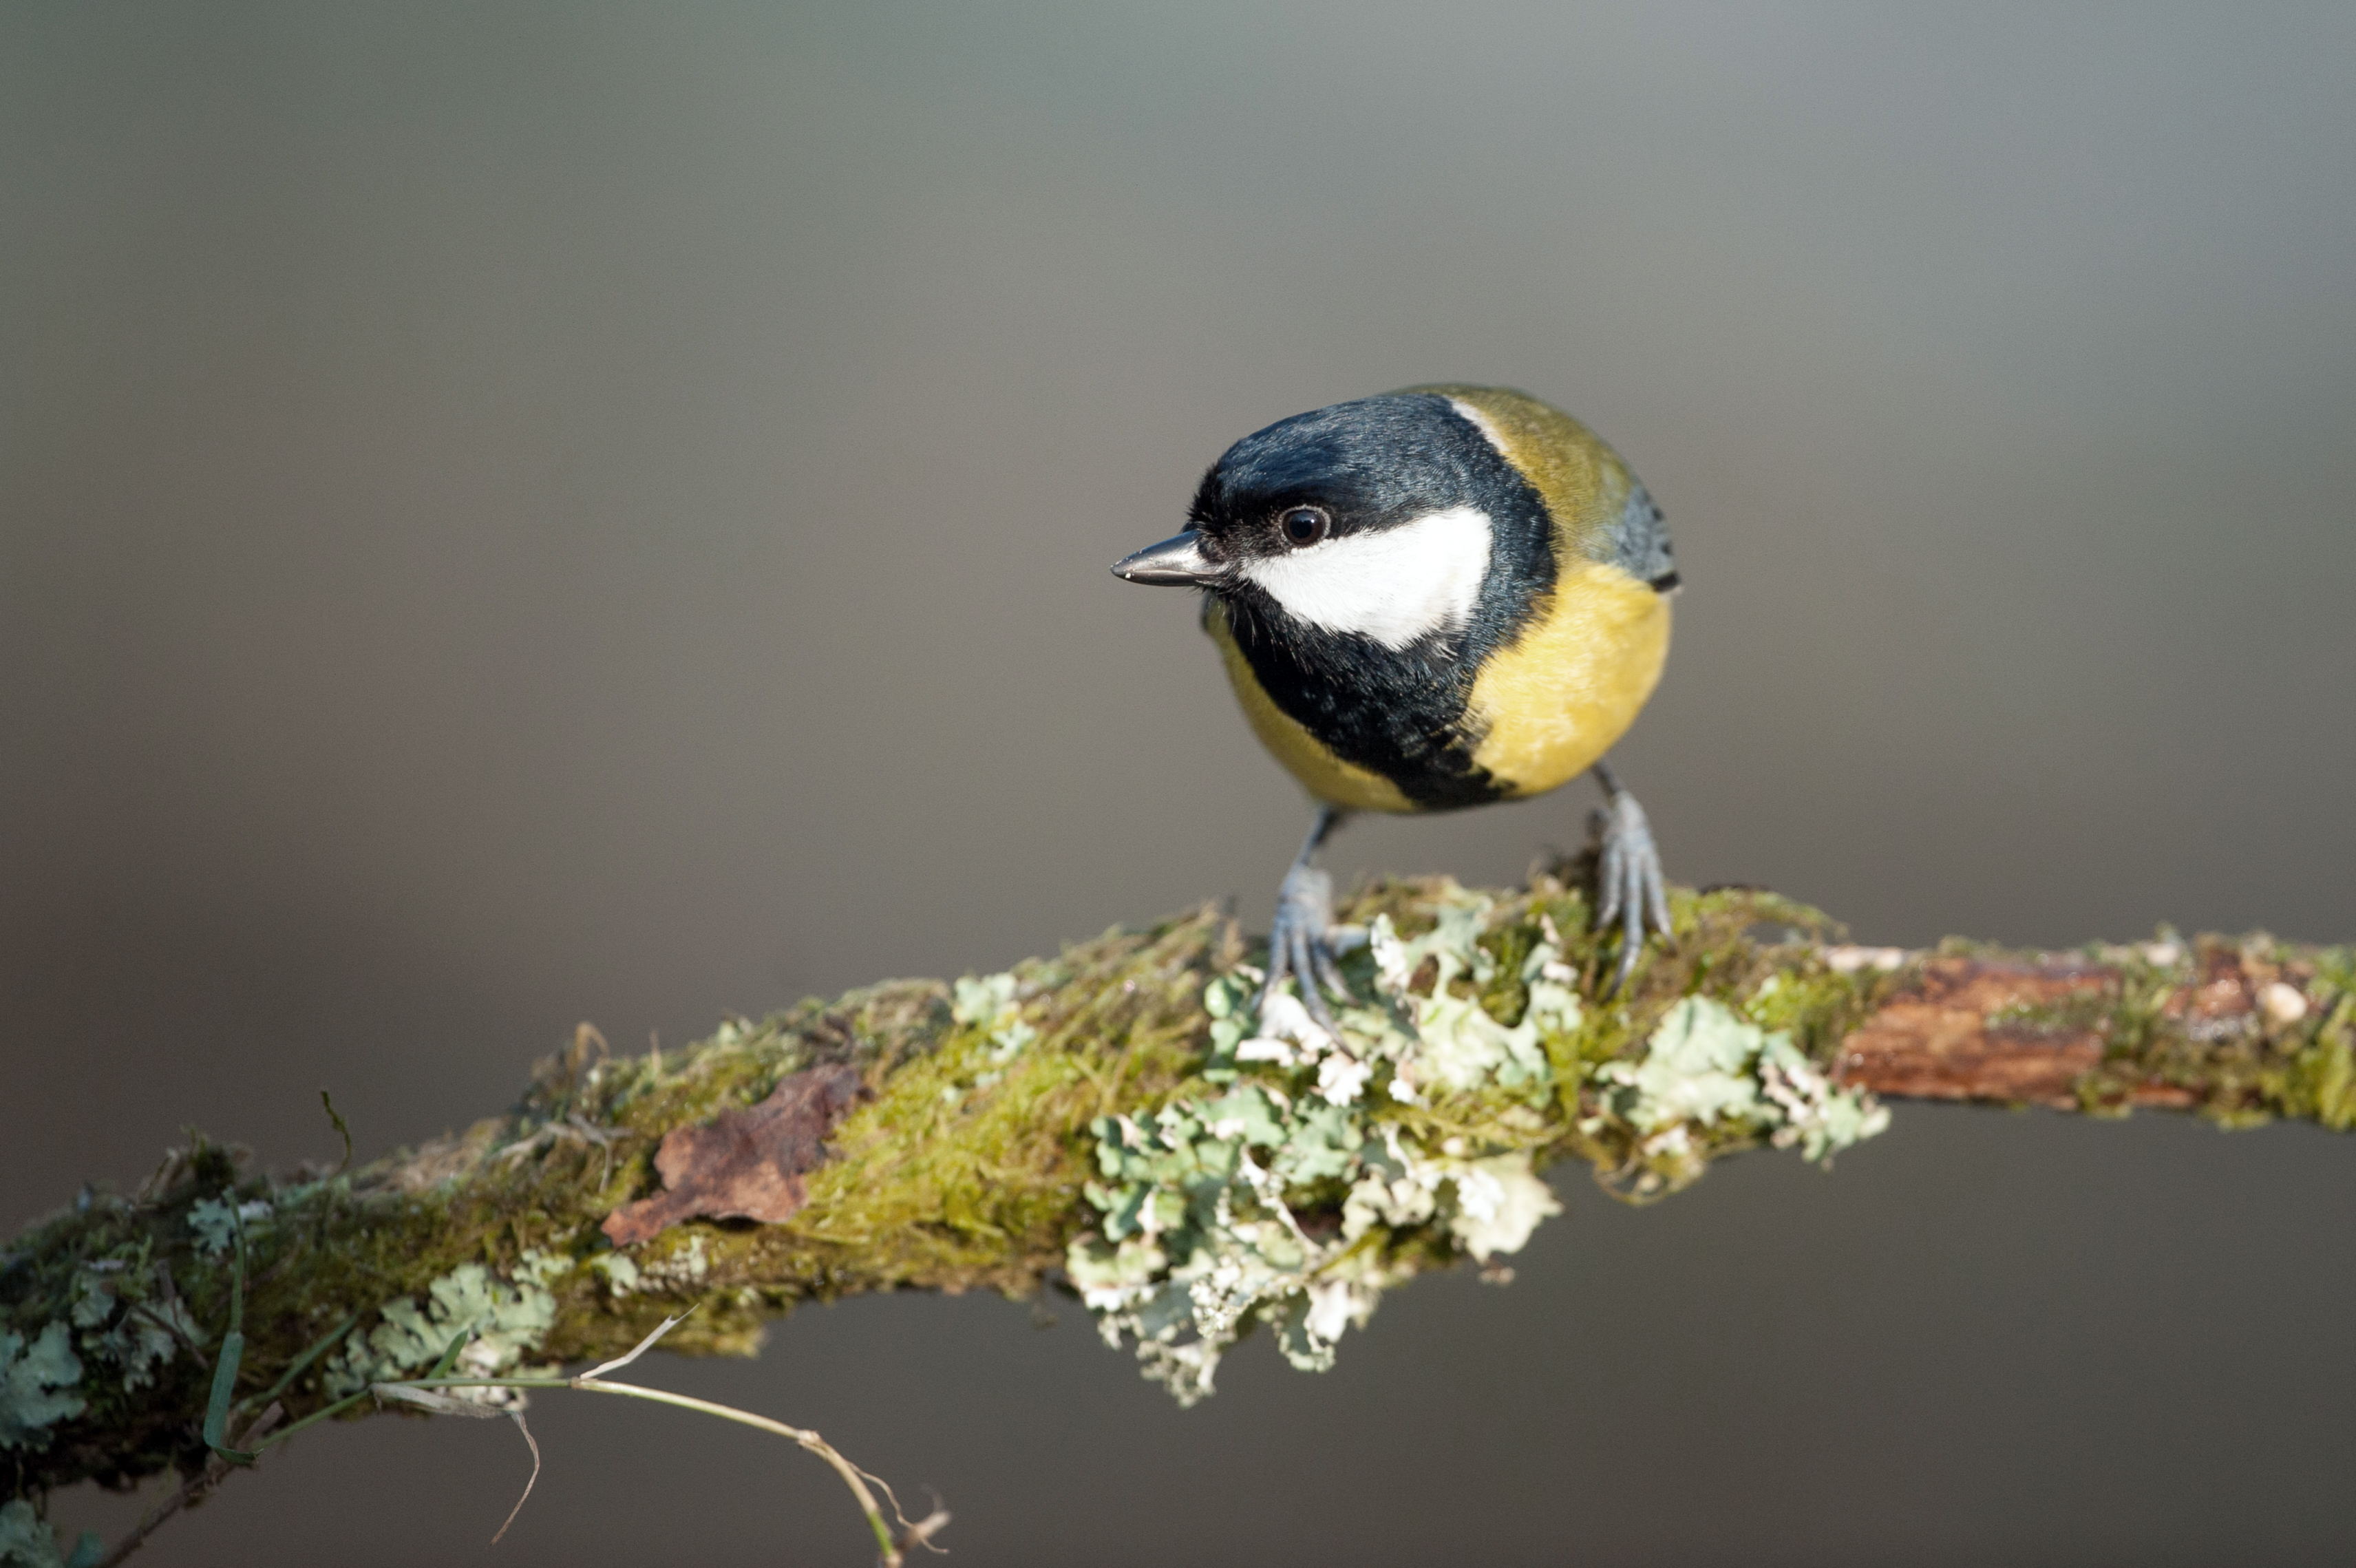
xmin=6 ymin=3 xmax=2355 ymax=1562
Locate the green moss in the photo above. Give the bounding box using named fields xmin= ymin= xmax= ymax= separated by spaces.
xmin=2262 ymin=995 xmax=2356 ymax=1130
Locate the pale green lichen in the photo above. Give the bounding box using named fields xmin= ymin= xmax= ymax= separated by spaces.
xmin=0 ymin=1325 xmax=85 ymax=1452
xmin=1592 ymin=995 xmax=1889 ymax=1194
xmin=952 ymin=972 xmax=1037 ymax=1058
xmin=1073 ymin=894 xmax=1892 ymax=1402
xmin=66 ymin=1264 xmax=201 ymax=1394
xmin=185 ymin=1198 xmax=272 ymax=1258
xmin=944 ymin=972 xmax=1039 ymax=1099
xmin=1366 ymin=900 xmax=1574 ymax=1096
xmin=322 ymin=1250 xmax=569 ymax=1403
xmin=1070 ymin=893 xmax=1578 ymax=1404
xmin=589 ymin=1251 xmax=643 ymax=1297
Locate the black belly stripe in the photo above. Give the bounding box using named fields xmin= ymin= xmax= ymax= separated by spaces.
xmin=1220 ymin=592 xmax=1506 ymax=809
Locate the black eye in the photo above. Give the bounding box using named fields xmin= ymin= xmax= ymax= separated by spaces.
xmin=1279 ymin=506 xmax=1330 ymax=547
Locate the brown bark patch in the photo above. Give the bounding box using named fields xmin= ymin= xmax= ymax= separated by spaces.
xmin=1834 ymin=956 xmax=2114 ymax=1107
xmin=602 ymin=1066 xmax=868 ymax=1245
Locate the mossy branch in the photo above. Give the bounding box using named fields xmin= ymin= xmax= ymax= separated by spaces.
xmin=6 ymin=871 xmax=2353 ymax=1541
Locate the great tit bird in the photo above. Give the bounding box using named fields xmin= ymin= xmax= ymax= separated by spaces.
xmin=1112 ymin=385 xmax=1677 ymax=1027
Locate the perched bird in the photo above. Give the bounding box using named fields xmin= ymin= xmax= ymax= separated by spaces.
xmin=1112 ymin=385 xmax=1678 ymax=1026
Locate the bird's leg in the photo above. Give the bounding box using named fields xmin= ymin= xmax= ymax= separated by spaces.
xmin=1588 ymin=758 xmax=1673 ymax=995
xmin=1260 ymin=805 xmax=1357 ymax=1037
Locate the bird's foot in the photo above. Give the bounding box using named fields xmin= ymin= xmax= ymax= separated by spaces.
xmin=1260 ymin=860 xmax=1364 ymax=1040
xmin=1591 ymin=790 xmax=1673 ymax=996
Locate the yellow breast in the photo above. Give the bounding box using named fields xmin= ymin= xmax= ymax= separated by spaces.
xmin=1465 ymin=570 xmax=1669 ymax=796
xmin=1414 ymin=384 xmax=1672 ymax=798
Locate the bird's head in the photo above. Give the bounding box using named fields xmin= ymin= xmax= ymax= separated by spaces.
xmin=1112 ymin=392 xmax=1544 ymax=653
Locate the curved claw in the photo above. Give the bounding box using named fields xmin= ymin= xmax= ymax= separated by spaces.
xmin=1591 ymin=790 xmax=1672 ymax=996
xmin=1260 ymin=860 xmax=1354 ymax=1038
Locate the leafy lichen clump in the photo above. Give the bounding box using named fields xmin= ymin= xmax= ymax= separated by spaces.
xmin=185 ymin=1198 xmax=272 ymax=1260
xmin=0 ymin=1324 xmax=85 ymax=1452
xmin=65 ymin=1260 xmax=202 ymax=1398
xmin=1593 ymin=994 xmax=1889 ymax=1193
xmin=1068 ymin=891 xmax=1891 ymax=1402
xmin=322 ymin=1251 xmax=569 ymax=1403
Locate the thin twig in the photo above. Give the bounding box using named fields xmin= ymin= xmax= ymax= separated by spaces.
xmin=899 ymin=1496 xmax=954 ymax=1557
xmin=368 ymin=1381 xmax=545 ymax=1544
xmin=392 ymin=1372 xmax=911 ymax=1565
xmin=491 ymin=1411 xmax=541 ymax=1544
xmin=574 ymin=1306 xmax=695 ymax=1381
xmin=351 ymin=1315 xmax=911 ymax=1567
xmin=567 ymin=1378 xmax=903 ymax=1565
xmin=857 ymin=1467 xmax=954 ymax=1558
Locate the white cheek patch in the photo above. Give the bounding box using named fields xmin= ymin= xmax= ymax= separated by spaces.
xmin=1239 ymin=506 xmax=1494 ymax=650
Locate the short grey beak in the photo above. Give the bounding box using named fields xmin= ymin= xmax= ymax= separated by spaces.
xmin=1112 ymin=530 xmax=1225 ymax=587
